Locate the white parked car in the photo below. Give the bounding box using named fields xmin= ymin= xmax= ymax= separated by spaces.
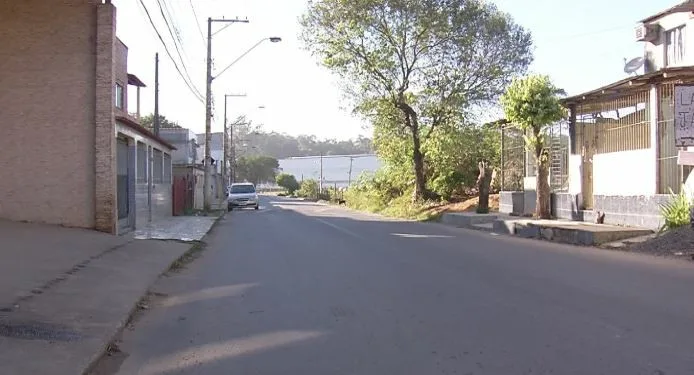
xmin=227 ymin=183 xmax=259 ymax=211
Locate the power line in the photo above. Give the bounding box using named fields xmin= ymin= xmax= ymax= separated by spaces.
xmin=189 ymin=0 xmax=207 ymax=46
xmin=138 ymin=0 xmax=204 ymax=103
xmin=153 ymin=0 xmax=202 ymax=99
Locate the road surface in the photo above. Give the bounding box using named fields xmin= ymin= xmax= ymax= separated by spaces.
xmin=99 ymin=196 xmax=694 ymax=374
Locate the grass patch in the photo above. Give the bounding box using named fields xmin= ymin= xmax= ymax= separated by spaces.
xmin=167 ymin=241 xmax=206 ymax=273
xmin=344 ymin=189 xmax=441 ymax=221
xmin=344 ymin=189 xmax=500 ymax=222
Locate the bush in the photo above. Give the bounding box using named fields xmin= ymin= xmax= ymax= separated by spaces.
xmin=659 ymin=186 xmax=692 ymax=232
xmin=297 ymin=179 xmax=320 ymax=199
xmin=276 ymin=173 xmax=300 ymax=194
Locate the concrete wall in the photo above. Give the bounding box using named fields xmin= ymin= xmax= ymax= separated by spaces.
xmin=0 ymin=0 xmax=103 ymax=228
xmin=552 ymin=192 xmax=666 ymax=230
xmin=568 ymin=154 xmax=582 ymax=194
xmin=160 ymin=128 xmax=197 ymax=165
xmin=592 ymin=149 xmax=655 ymax=196
xmin=502 ymin=191 xmax=666 ymax=230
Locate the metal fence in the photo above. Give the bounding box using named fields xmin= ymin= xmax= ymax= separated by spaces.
xmin=500 ymin=125 xmax=525 ymax=191
xmin=500 ymin=122 xmax=569 ymax=192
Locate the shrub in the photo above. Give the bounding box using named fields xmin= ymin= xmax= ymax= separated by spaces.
xmin=276 ymin=173 xmax=300 ymax=194
xmin=659 ymin=186 xmax=692 ymax=232
xmin=297 ymin=179 xmax=320 ymax=199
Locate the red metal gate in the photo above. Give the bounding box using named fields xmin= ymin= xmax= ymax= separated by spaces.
xmin=172 ymin=176 xmax=187 ymax=216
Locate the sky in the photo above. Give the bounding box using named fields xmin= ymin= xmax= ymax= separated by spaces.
xmin=113 ymin=0 xmax=678 ymax=141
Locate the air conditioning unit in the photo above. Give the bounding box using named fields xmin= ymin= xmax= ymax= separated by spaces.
xmin=635 ymin=24 xmax=659 ymax=42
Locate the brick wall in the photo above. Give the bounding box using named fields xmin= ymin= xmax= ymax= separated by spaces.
xmin=94 ymin=3 xmax=117 ymax=233
xmin=0 ymin=0 xmax=103 ymax=228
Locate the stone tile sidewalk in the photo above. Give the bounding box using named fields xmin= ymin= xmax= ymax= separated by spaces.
xmin=134 ymin=215 xmax=219 ymax=241
xmin=0 ymin=214 xmax=223 ymax=375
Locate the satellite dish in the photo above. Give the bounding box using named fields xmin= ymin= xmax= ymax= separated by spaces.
xmin=624 ymin=57 xmax=645 ymax=75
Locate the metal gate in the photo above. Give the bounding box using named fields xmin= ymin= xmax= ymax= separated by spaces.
xmin=172 ymin=175 xmax=193 ymax=215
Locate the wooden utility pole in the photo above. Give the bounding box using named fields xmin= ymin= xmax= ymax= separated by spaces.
xmin=153 ymin=53 xmax=160 ymax=136
xmin=203 ymin=17 xmax=249 ymax=212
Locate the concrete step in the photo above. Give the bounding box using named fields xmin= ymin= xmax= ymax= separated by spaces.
xmin=491 ymin=218 xmax=653 ymax=246
xmin=440 ymin=212 xmax=498 ymax=228
xmin=471 ymin=222 xmax=494 ymax=232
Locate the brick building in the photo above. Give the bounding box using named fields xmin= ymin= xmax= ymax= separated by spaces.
xmin=0 ymin=0 xmax=173 ymax=234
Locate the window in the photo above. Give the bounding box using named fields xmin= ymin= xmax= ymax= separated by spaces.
xmin=163 ymin=153 xmax=172 ymax=183
xmin=666 ymin=25 xmax=686 ymax=66
xmin=137 ymin=142 xmax=147 ymax=183
xmin=115 ymin=83 xmax=124 ymax=109
xmin=153 ymin=148 xmax=163 ymax=183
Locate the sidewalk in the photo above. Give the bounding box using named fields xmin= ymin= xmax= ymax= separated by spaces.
xmin=0 ymin=215 xmax=222 ymax=375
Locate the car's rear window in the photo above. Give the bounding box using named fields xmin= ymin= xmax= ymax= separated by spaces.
xmin=230 ymin=184 xmax=255 ymax=194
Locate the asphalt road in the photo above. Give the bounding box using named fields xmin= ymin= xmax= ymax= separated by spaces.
xmin=102 ymin=196 xmax=694 ymax=375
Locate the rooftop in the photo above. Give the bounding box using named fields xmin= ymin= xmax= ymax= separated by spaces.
xmin=641 ymin=0 xmax=694 ymax=23
xmin=560 ymin=66 xmax=694 ymax=107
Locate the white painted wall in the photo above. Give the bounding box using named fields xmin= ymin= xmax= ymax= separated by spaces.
xmin=568 ymin=154 xmax=582 ymax=194
xmin=592 ymin=149 xmax=655 ymax=195
xmin=644 ymin=12 xmax=694 ymax=71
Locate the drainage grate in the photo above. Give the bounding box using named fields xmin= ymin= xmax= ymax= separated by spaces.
xmin=0 ymin=321 xmax=82 ymax=342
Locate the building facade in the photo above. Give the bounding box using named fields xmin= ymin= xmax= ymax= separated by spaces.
xmin=500 ymin=1 xmax=694 ymax=230
xmin=0 ymin=0 xmax=173 ymax=234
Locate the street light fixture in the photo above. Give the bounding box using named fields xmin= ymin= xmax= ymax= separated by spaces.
xmin=213 ymin=37 xmax=282 ymax=80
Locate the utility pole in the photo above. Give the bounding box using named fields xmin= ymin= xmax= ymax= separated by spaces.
xmin=223 ymin=95 xmax=227 ymax=189
xmin=153 ymin=53 xmax=159 ymax=136
xmin=348 ymin=156 xmax=354 ymax=186
xmin=203 ymin=17 xmax=249 ymax=212
xmin=149 ymin=53 xmax=159 ymax=223
xmin=319 ymin=152 xmax=323 ymax=194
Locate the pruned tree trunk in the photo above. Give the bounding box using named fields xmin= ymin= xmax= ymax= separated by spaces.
xmin=477 ymin=160 xmax=493 ymax=213
xmin=536 ymin=147 xmax=551 ymax=219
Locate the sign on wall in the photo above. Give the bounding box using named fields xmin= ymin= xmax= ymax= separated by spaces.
xmin=675 ymin=85 xmax=694 ymax=147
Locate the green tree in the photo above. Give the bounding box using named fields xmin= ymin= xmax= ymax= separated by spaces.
xmin=501 ymin=75 xmax=566 ymax=219
xmin=276 ymin=173 xmax=300 ymax=194
xmin=140 ymin=114 xmax=181 ymax=129
xmin=301 ymin=0 xmax=532 ymax=200
xmin=235 ymin=155 xmax=279 ymax=186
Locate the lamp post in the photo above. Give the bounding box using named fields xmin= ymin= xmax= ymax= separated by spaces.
xmin=202 ymin=24 xmax=281 ymax=212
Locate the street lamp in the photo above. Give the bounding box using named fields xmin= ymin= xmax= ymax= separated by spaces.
xmin=213 ymin=37 xmax=282 ymax=80
xmin=203 ymin=32 xmax=282 ymax=212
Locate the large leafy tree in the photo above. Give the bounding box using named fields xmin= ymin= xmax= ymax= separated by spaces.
xmin=301 ymin=0 xmax=532 ymax=200
xmin=235 ymin=155 xmax=280 ymax=186
xmin=501 ymin=75 xmax=566 ymax=219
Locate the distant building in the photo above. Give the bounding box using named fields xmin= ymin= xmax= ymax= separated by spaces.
xmin=196 ymin=133 xmax=224 ymax=174
xmin=159 ymin=128 xmax=198 ymax=165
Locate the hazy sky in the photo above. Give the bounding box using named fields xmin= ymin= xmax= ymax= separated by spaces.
xmin=114 ymin=0 xmax=677 ymax=140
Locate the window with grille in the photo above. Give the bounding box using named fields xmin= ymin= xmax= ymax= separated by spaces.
xmin=115 ymin=83 xmax=124 ymax=109
xmin=666 ymin=25 xmax=686 ymax=67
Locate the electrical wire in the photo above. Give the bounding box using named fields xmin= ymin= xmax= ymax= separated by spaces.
xmin=154 ymin=0 xmax=203 ymax=99
xmin=138 ymin=0 xmax=204 ymax=103
xmin=189 ymin=0 xmax=207 ymax=46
